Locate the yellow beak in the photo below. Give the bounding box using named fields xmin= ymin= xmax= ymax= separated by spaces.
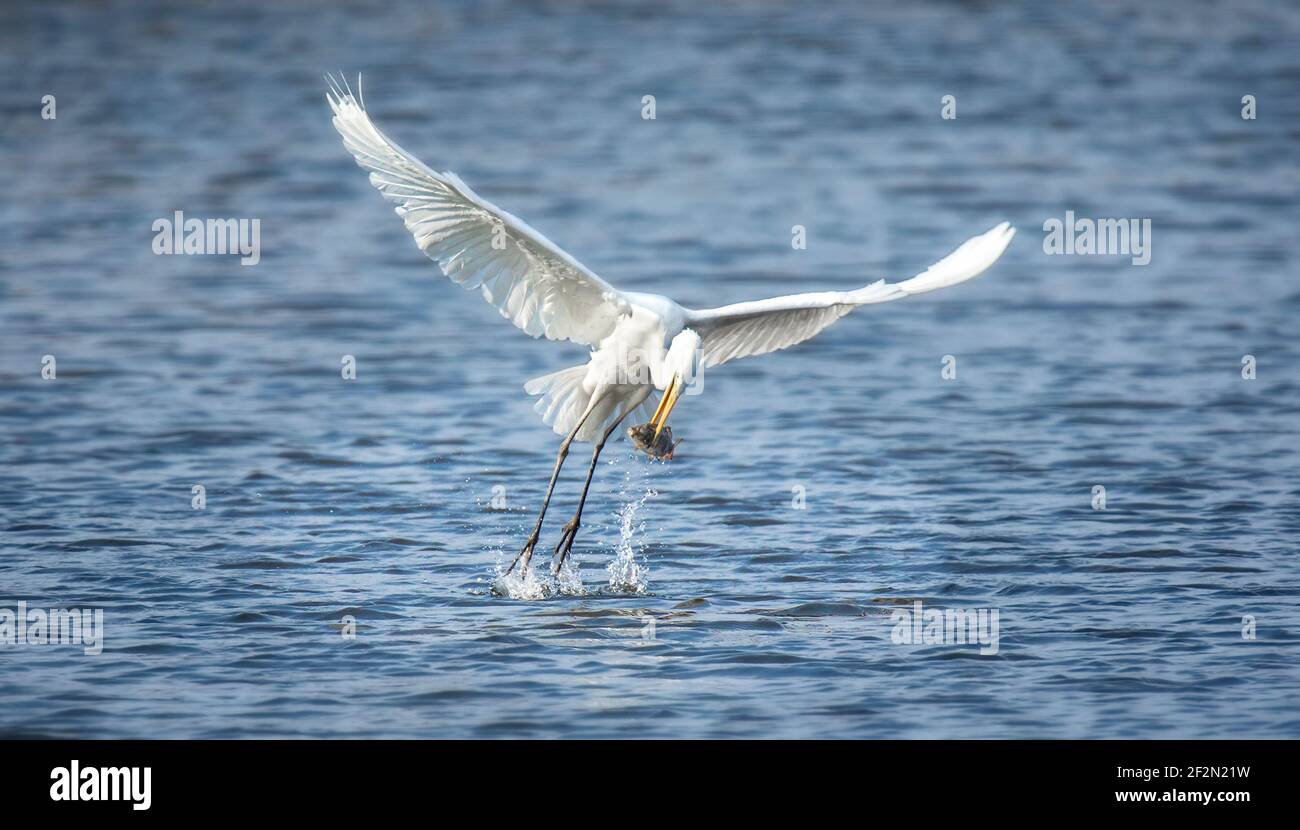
xmin=650 ymin=373 xmax=683 ymax=440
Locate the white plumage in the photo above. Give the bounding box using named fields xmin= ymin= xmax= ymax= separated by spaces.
xmin=328 ymin=78 xmax=628 ymax=347
xmin=327 ymin=75 xmax=1016 ymax=575
xmin=327 ymin=77 xmax=1015 ymax=443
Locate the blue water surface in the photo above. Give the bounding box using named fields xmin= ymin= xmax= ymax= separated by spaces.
xmin=1 ymin=0 xmax=1298 ymax=738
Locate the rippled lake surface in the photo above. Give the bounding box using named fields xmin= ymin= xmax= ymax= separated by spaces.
xmin=2 ymin=0 xmax=1298 ymax=738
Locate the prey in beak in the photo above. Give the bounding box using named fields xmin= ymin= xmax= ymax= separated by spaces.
xmin=626 ymin=372 xmax=685 ymax=461
xmin=626 ymin=422 xmax=681 ymax=461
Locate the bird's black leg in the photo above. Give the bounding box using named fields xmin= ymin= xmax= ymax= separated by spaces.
xmin=551 ymin=396 xmax=645 ymax=575
xmin=505 ymin=397 xmax=600 ymax=576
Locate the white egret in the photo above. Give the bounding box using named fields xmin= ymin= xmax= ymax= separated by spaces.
xmin=327 ymin=77 xmax=1015 ymax=577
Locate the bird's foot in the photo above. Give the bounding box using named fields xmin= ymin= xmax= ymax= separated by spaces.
xmin=507 ymin=531 xmax=540 ymax=576
xmin=550 ymin=517 xmax=580 ymax=575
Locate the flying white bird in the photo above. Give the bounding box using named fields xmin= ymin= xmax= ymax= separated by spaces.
xmin=327 ymin=76 xmax=1015 ymax=577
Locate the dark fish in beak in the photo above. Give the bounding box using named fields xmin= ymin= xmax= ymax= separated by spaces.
xmin=627 ymin=422 xmax=682 ymax=461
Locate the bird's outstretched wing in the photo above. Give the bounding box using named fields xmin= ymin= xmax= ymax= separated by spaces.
xmin=327 ymin=76 xmax=631 ymax=346
xmin=683 ymin=222 xmax=1015 ymax=367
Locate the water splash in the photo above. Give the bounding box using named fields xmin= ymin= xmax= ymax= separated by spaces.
xmin=606 ymin=453 xmax=657 ymax=594
xmin=553 ymin=553 xmax=586 ymax=596
xmin=489 ymin=541 xmax=588 ymax=600
xmin=487 ymin=450 xmax=659 ymax=600
xmin=491 ymin=558 xmax=553 ymax=600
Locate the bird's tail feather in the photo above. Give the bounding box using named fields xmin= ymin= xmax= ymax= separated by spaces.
xmin=525 ymin=365 xmax=589 ymax=436
xmin=525 ymin=366 xmax=655 ymax=442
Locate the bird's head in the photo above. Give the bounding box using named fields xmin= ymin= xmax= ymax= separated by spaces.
xmin=650 ymin=329 xmax=701 ymax=440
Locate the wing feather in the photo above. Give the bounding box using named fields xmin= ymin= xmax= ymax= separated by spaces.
xmin=327 ymin=76 xmax=629 ymax=345
xmin=685 ymin=222 xmax=1015 ymax=367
